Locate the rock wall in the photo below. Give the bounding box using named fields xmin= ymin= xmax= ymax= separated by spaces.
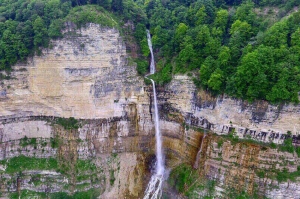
xmin=0 ymin=116 xmax=150 ymax=198
xmin=200 ymin=135 xmax=300 ymax=198
xmin=0 ymin=23 xmax=144 ymax=119
xmin=0 ymin=23 xmax=153 ymax=198
xmin=0 ymin=23 xmax=299 ymax=198
xmin=160 ymin=75 xmax=300 ymax=145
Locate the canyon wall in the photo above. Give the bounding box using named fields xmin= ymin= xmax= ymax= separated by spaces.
xmin=161 ymin=75 xmax=300 ymax=144
xmin=0 ymin=23 xmax=299 ymax=198
xmin=0 ymin=23 xmax=153 ymax=198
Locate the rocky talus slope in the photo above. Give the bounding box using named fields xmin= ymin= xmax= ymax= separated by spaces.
xmin=0 ymin=23 xmax=299 ymax=198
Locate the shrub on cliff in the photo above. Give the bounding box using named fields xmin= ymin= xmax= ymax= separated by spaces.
xmin=56 ymin=117 xmax=80 ymax=130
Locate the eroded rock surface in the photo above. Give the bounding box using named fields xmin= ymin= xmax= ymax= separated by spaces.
xmin=0 ymin=24 xmax=299 ymax=198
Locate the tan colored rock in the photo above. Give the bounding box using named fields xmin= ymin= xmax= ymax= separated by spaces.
xmin=0 ymin=23 xmax=145 ymax=119
xmin=0 ymin=23 xmax=300 ymax=199
xmin=163 ymin=75 xmax=300 ymax=141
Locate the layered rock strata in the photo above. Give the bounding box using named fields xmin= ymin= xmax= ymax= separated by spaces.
xmin=0 ymin=23 xmax=299 ymax=198
xmin=160 ymin=75 xmax=300 ymax=145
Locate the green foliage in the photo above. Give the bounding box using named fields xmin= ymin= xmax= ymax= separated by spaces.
xmin=257 ymin=170 xmax=265 ymax=178
xmin=270 ymin=142 xmax=277 ymax=149
xmin=75 ymin=159 xmax=97 ymax=173
xmin=109 ymin=169 xmax=115 ymax=186
xmin=168 ymin=164 xmax=199 ymax=194
xmin=136 ymin=58 xmax=148 ymax=75
xmin=33 ymin=17 xmax=48 ymax=47
xmin=279 ymin=132 xmax=296 ymax=153
xmin=0 ymin=155 xmax=57 ymax=174
xmin=56 ymin=117 xmax=80 ymax=130
xmin=50 ymin=192 xmax=72 ymax=199
xmin=276 ymin=167 xmax=300 ymax=182
xmin=217 ymin=139 xmax=224 ymax=148
xmin=20 ymin=136 xmax=37 ymax=147
xmin=10 ymin=190 xmax=47 ymax=199
xmin=0 ymin=0 xmax=299 ymax=103
xmin=0 ymin=0 xmax=72 ymax=70
xmin=65 ymin=5 xmax=118 ymax=28
xmin=0 ymin=0 xmax=125 ymax=71
xmin=228 ymin=190 xmax=253 ymax=199
xmin=168 ymin=163 xmax=216 ymax=198
xmin=10 ymin=188 xmax=101 ymax=199
xmin=48 ymin=19 xmax=64 ymax=38
xmin=140 ymin=0 xmax=300 ymax=103
xmin=228 ymin=130 xmax=239 ymax=144
xmin=207 ymin=68 xmax=224 ymax=91
xmin=296 ymin=147 xmax=300 ymax=157
xmin=149 ymin=63 xmax=172 ymax=86
xmin=72 ymin=188 xmax=101 ymax=199
xmin=50 ymin=137 xmax=60 ymax=148
xmin=230 ymin=20 xmax=252 ymax=39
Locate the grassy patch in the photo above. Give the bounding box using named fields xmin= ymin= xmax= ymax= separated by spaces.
xmin=0 ymin=155 xmax=57 ymax=174
xmin=10 ymin=189 xmax=101 ymax=199
xmin=256 ymin=166 xmax=300 ymax=183
xmin=73 ymin=188 xmax=101 ymax=199
xmin=169 ymin=164 xmax=198 ymax=193
xmin=76 ymin=174 xmax=92 ymax=181
xmin=76 ymin=159 xmax=97 ymax=173
xmin=168 ymin=163 xmax=206 ymax=197
xmin=76 ymin=183 xmax=90 ymax=190
xmin=9 ymin=190 xmax=47 ymax=199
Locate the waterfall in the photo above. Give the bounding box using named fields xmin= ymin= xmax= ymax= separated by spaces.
xmin=147 ymin=30 xmax=155 ymax=75
xmin=150 ymin=78 xmax=164 ymax=175
xmin=144 ymin=30 xmax=165 ymax=199
xmin=193 ymin=134 xmax=206 ymax=169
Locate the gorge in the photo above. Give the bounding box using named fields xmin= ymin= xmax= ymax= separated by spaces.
xmin=0 ymin=23 xmax=299 ymax=199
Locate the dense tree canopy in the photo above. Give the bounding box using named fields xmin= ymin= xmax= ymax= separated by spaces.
xmin=137 ymin=0 xmax=300 ymax=103
xmin=0 ymin=0 xmax=299 ymax=103
xmin=0 ymin=0 xmax=146 ymax=70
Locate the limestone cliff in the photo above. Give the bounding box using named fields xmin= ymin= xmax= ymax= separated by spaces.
xmin=0 ymin=23 xmax=299 ymax=198
xmin=161 ymin=75 xmax=300 ymax=144
xmin=0 ymin=23 xmax=152 ymax=198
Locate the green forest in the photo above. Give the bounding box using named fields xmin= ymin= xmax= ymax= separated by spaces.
xmin=0 ymin=0 xmax=300 ymax=103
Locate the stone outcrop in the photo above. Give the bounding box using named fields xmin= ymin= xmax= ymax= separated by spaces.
xmin=160 ymin=75 xmax=300 ymax=145
xmin=0 ymin=23 xmax=299 ymax=198
xmin=199 ymin=135 xmax=300 ymax=198
xmin=0 ymin=23 xmax=151 ymax=198
xmin=0 ymin=23 xmax=144 ymax=119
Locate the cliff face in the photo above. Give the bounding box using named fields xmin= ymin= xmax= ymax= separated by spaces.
xmin=0 ymin=23 xmax=153 ymax=198
xmin=0 ymin=23 xmax=145 ymax=120
xmin=0 ymin=24 xmax=299 ymax=198
xmin=161 ymin=75 xmax=300 ymax=144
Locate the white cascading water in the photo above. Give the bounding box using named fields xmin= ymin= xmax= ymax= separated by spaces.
xmin=147 ymin=30 xmax=156 ymax=74
xmin=144 ymin=30 xmax=165 ymax=199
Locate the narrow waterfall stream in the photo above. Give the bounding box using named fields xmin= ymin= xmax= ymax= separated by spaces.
xmin=144 ymin=30 xmax=165 ymax=199
xmin=147 ymin=30 xmax=156 ymax=75
xmin=193 ymin=134 xmax=206 ymax=169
